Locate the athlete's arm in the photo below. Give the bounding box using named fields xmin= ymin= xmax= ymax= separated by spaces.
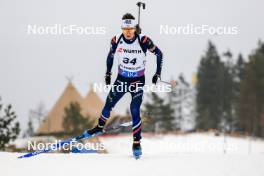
xmin=141 ymin=36 xmax=163 ymax=76
xmin=106 ymin=36 xmax=118 ymax=73
xmin=105 ymin=36 xmax=118 ymax=85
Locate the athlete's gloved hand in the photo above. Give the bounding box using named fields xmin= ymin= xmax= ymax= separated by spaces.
xmin=105 ymin=72 xmax=111 ymax=85
xmin=152 ymin=73 xmax=160 ymax=84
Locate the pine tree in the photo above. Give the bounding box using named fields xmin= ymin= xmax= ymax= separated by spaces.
xmin=196 ymin=41 xmax=225 ymax=130
xmin=221 ymin=50 xmax=236 ymax=131
xmin=143 ymin=92 xmax=163 ymax=132
xmin=167 ymin=78 xmax=180 ymax=129
xmin=168 ymin=74 xmax=193 ymax=130
xmin=237 ymin=41 xmax=264 ymax=137
xmin=233 ymin=53 xmax=246 ymax=130
xmin=143 ymin=92 xmax=175 ymax=132
xmin=26 ymin=117 xmax=34 ymax=137
xmin=63 ymin=102 xmax=93 ymax=135
xmin=236 ymin=54 xmax=246 ymax=83
xmin=159 ymin=102 xmax=175 ymax=132
xmin=0 ymin=98 xmax=20 ymax=150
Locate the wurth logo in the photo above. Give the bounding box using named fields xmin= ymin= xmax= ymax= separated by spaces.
xmin=123 ymin=49 xmax=142 ymax=54
xmin=117 ymin=48 xmax=142 ymax=54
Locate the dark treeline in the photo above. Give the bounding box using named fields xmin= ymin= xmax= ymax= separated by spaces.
xmin=196 ymin=41 xmax=264 ymax=137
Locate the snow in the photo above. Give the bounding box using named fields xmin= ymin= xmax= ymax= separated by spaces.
xmin=101 ymin=133 xmax=264 ymax=154
xmin=10 ymin=136 xmax=57 ymax=149
xmin=1 ymin=133 xmax=264 ymax=176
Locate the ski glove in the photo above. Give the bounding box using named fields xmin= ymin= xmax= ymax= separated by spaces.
xmin=152 ymin=73 xmax=160 ymax=84
xmin=105 ymin=72 xmax=111 ymax=85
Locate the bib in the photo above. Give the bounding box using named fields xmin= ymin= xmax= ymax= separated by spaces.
xmin=115 ymin=34 xmax=146 ymax=78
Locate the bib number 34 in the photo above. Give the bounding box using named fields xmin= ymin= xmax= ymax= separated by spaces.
xmin=123 ymin=57 xmax=137 ymax=65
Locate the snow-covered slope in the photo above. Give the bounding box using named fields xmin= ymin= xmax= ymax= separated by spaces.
xmin=101 ymin=133 xmax=264 ymax=154
xmin=1 ymin=133 xmax=264 ymax=176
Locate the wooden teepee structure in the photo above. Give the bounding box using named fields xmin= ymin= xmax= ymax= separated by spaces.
xmin=37 ymin=81 xmax=117 ymax=135
xmin=37 ymin=81 xmax=84 ymax=134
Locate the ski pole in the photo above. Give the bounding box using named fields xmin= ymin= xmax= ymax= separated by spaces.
xmin=159 ymin=79 xmax=177 ymax=86
xmin=136 ymin=2 xmax=146 ymax=34
xmin=104 ymin=121 xmax=132 ymax=133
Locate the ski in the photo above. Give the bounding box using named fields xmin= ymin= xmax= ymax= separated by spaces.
xmin=18 ymin=121 xmax=132 ymax=159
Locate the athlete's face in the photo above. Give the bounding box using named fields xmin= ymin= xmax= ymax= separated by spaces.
xmin=122 ymin=28 xmax=136 ymax=40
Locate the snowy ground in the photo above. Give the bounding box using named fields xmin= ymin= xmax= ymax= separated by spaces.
xmin=1 ymin=133 xmax=264 ymax=176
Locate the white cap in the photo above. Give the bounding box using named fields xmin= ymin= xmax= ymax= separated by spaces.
xmin=121 ymin=19 xmax=136 ymax=28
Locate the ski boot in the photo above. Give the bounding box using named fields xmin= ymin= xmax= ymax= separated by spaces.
xmin=76 ymin=125 xmax=104 ymax=140
xmin=132 ymin=141 xmax=142 ymax=159
xmin=72 ymin=125 xmax=104 ymax=153
xmin=86 ymin=125 xmax=104 ymax=136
